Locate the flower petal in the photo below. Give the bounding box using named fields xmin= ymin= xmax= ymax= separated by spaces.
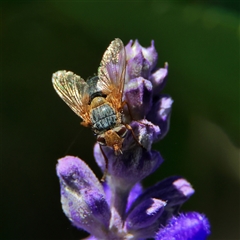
xmin=155 ymin=212 xmax=211 ymax=240
xmin=125 ymin=39 xmax=158 ymax=72
xmin=94 ymin=127 xmax=163 ymax=184
xmin=56 ymin=156 xmax=103 ymax=191
xmin=127 ymin=50 xmax=151 ymax=80
xmin=121 ymin=120 xmax=160 ymax=151
xmin=125 ymin=39 xmax=141 ymax=60
xmin=147 ymin=95 xmax=173 ymax=140
xmin=124 ymin=77 xmax=153 ymax=120
xmin=98 ymin=146 xmax=163 ymax=190
xmin=150 ymin=62 xmax=168 ymax=95
xmin=127 ymin=176 xmax=194 ymax=224
xmin=141 ymin=40 xmax=158 ymax=71
xmin=93 ymin=143 xmax=106 ymax=173
xmin=56 ymin=156 xmax=111 ymax=238
xmin=126 ymin=183 xmax=143 ymax=212
xmin=126 ymin=198 xmax=166 ymax=231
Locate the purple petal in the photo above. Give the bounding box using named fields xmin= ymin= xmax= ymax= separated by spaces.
xmin=141 ymin=40 xmax=158 ymax=71
xmin=156 ymin=212 xmax=211 ymax=240
xmin=94 ymin=131 xmax=163 ymax=186
xmin=125 ymin=39 xmax=158 ymax=72
xmin=126 ymin=198 xmax=166 ymax=231
xmin=102 ymin=182 xmax=111 ymax=205
xmin=125 ymin=39 xmax=133 ymax=55
xmin=96 ymin=145 xmax=163 ymax=189
xmin=125 ymin=39 xmax=142 ymax=60
xmin=101 ymin=182 xmax=144 ymax=217
xmin=124 ymin=77 xmax=153 ymax=120
xmin=56 ymin=156 xmax=111 ymax=238
xmin=127 ymin=176 xmax=194 ymax=224
xmin=101 ymin=177 xmax=143 ymax=223
xmin=150 ymin=62 xmax=168 ymax=94
xmin=133 ymin=120 xmax=160 ymax=150
xmin=121 ymin=120 xmax=160 ymax=151
xmin=85 ymin=236 xmax=97 ymax=240
xmin=126 ymin=183 xmax=143 ymax=212
xmin=147 ymin=95 xmax=173 ymax=140
xmin=127 ymin=51 xmax=151 ymax=80
xmin=56 ymin=156 xmax=103 ymax=191
xmin=104 ymin=148 xmax=163 ymax=219
xmin=93 ymin=143 xmax=106 ymax=173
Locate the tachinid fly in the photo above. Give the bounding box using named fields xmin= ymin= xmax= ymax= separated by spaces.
xmin=52 ymin=38 xmax=128 ymax=154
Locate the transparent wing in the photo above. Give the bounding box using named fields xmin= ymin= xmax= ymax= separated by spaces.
xmin=52 ymin=70 xmax=90 ymax=123
xmin=98 ymin=38 xmax=126 ymax=104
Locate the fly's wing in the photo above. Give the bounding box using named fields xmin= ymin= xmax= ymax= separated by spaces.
xmin=98 ymin=38 xmax=126 ymax=108
xmin=52 ymin=71 xmax=91 ymax=124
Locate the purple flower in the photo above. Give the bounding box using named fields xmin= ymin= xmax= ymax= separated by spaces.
xmin=54 ymin=39 xmax=210 ymax=239
xmin=156 ymin=212 xmax=211 ymax=240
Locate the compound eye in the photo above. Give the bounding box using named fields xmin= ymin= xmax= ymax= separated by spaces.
xmin=115 ymin=126 xmax=127 ymax=138
xmin=97 ymin=136 xmax=106 ymax=145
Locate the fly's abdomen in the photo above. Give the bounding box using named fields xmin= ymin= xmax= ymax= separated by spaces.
xmin=91 ymin=103 xmax=117 ymax=132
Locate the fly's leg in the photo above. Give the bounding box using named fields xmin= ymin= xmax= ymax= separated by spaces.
xmin=121 ymin=100 xmax=134 ymax=121
xmin=100 ymin=145 xmax=108 ymax=182
xmin=124 ymin=123 xmax=145 ymax=148
xmin=121 ymin=101 xmax=145 ymax=149
xmin=80 ymin=121 xmax=91 ymax=128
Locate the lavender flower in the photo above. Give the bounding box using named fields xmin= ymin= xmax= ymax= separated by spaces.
xmin=55 ymin=39 xmax=210 ymax=239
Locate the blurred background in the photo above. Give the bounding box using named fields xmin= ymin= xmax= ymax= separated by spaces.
xmin=1 ymin=1 xmax=239 ymax=239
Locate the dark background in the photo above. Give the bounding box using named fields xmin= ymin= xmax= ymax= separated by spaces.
xmin=1 ymin=1 xmax=239 ymax=239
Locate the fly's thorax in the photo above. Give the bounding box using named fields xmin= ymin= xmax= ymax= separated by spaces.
xmin=90 ymin=97 xmax=107 ymax=108
xmin=86 ymin=76 xmax=105 ymax=102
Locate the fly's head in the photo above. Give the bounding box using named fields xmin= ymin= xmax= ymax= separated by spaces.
xmin=97 ymin=125 xmax=128 ymax=155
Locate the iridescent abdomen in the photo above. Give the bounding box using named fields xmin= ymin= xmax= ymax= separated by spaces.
xmin=90 ymin=103 xmax=117 ymax=132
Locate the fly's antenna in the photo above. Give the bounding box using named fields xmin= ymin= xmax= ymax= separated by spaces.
xmin=64 ymin=130 xmax=82 ymax=155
